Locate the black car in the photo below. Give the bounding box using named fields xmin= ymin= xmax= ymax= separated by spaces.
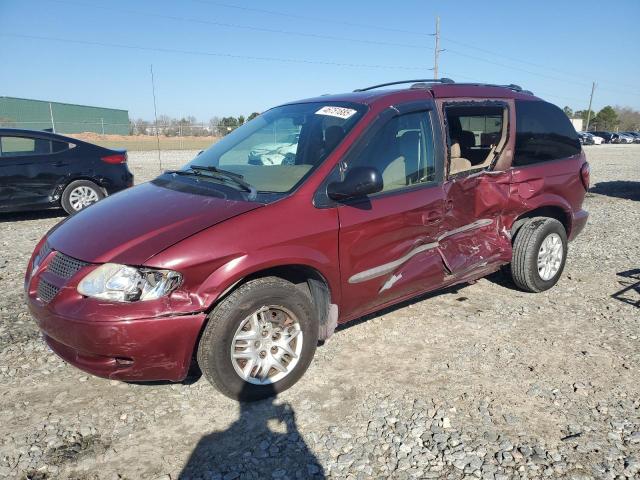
xmin=578 ymin=132 xmax=595 ymax=145
xmin=0 ymin=129 xmax=133 ymax=214
xmin=590 ymin=131 xmax=614 ymax=144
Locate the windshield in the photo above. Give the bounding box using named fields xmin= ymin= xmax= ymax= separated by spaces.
xmin=181 ymin=102 xmax=365 ymax=197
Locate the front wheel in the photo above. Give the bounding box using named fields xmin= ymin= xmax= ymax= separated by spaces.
xmin=510 ymin=217 xmax=568 ymax=293
xmin=197 ymin=277 xmax=318 ymax=401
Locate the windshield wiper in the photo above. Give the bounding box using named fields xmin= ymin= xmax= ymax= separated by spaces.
xmin=166 ymin=165 xmax=257 ymax=199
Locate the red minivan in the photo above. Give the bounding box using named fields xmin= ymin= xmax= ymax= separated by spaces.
xmin=26 ymin=80 xmax=589 ymax=400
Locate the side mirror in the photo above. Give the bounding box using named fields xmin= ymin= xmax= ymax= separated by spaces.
xmin=327 ymin=166 xmax=383 ymax=201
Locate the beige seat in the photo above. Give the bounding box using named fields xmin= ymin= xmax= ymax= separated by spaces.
xmin=382 ymin=131 xmax=421 ymax=190
xmin=449 ymin=142 xmax=471 ymax=175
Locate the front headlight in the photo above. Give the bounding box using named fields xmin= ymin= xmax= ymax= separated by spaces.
xmin=77 ymin=263 xmax=182 ymax=302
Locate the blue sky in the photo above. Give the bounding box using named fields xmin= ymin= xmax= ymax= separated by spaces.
xmin=1 ymin=0 xmax=639 ymax=121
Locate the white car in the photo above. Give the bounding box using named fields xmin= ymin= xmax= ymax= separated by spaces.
xmin=613 ymin=133 xmax=634 ymax=144
xmin=579 ymin=132 xmax=603 ymax=145
xmin=590 ymin=134 xmax=604 ymax=145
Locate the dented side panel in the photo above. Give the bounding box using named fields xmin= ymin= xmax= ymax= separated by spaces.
xmin=439 ymin=172 xmax=514 ymax=275
xmin=337 ymin=185 xmax=446 ymax=321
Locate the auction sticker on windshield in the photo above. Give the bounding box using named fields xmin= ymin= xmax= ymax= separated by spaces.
xmin=315 ymin=106 xmax=357 ymax=119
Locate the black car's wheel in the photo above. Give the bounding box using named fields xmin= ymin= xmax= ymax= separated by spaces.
xmin=197 ymin=276 xmax=318 ymax=401
xmin=61 ymin=180 xmax=105 ymax=214
xmin=511 ymin=217 xmax=568 ymax=293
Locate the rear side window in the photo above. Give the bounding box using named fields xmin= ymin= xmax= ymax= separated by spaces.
xmin=51 ymin=140 xmax=72 ymax=153
xmin=513 ymin=100 xmax=581 ymax=166
xmin=0 ymin=136 xmax=73 ymax=157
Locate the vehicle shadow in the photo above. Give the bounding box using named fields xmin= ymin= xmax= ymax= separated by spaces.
xmin=589 ymin=181 xmax=640 ymax=201
xmin=612 ymin=269 xmax=640 ymax=308
xmin=179 ymin=383 xmax=325 ymax=479
xmin=0 ymin=209 xmax=65 ymax=223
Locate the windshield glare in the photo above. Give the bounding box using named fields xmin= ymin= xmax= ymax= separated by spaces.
xmin=184 ymin=102 xmax=365 ymax=195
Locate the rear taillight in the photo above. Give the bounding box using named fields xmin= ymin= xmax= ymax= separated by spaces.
xmin=101 ymin=153 xmax=127 ymax=164
xmin=580 ymin=162 xmax=590 ymax=190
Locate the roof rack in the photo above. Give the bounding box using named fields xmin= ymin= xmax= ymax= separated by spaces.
xmin=354 ymin=78 xmax=455 ymax=92
xmin=450 ymin=82 xmax=534 ymax=95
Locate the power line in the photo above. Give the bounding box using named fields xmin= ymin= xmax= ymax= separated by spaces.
xmin=201 ymin=0 xmax=640 ymax=95
xmin=441 ymin=36 xmax=640 ymax=95
xmin=187 ymin=1 xmax=640 ymax=95
xmin=189 ymin=0 xmax=435 ymax=37
xmin=443 ymin=48 xmax=593 ymax=87
xmin=35 ymin=0 xmax=640 ymax=98
xmin=47 ymin=0 xmax=433 ymax=50
xmin=0 ymin=33 xmax=430 ymax=71
xmin=443 ymin=48 xmax=640 ymax=98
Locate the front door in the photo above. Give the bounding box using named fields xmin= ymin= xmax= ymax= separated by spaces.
xmin=335 ymin=108 xmax=447 ymax=321
xmin=0 ymin=135 xmax=57 ymax=210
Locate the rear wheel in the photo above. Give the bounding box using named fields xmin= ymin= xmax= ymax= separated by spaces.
xmin=197 ymin=277 xmax=318 ymax=401
xmin=511 ymin=217 xmax=567 ymax=293
xmin=61 ymin=180 xmax=104 ymax=214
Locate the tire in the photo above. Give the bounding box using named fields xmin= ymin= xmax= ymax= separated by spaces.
xmin=511 ymin=217 xmax=568 ymax=293
xmin=61 ymin=180 xmax=105 ymax=214
xmin=197 ymin=276 xmax=318 ymax=401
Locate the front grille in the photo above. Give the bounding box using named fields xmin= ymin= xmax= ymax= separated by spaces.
xmin=37 ymin=278 xmax=60 ymax=303
xmin=48 ymin=252 xmax=89 ymax=279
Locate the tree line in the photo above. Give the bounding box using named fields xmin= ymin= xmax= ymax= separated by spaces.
xmin=562 ymin=105 xmax=640 ymax=131
xmin=130 ymin=112 xmax=260 ymax=136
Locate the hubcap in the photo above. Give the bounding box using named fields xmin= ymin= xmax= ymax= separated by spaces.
xmin=230 ymin=306 xmax=303 ymax=385
xmin=537 ymin=233 xmax=563 ymax=281
xmin=69 ymin=186 xmax=99 ymax=211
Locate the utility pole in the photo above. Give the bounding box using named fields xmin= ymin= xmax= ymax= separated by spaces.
xmin=433 ymin=16 xmax=441 ymax=79
xmin=150 ymin=64 xmax=162 ymax=171
xmin=585 ymin=81 xmax=596 ymax=132
xmin=48 ymin=102 xmax=56 ymax=133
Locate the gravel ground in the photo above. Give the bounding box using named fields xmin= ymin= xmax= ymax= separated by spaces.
xmin=0 ymin=146 xmax=639 ymax=480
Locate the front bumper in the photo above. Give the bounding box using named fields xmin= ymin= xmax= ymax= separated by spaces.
xmin=27 ymin=293 xmax=206 ymax=382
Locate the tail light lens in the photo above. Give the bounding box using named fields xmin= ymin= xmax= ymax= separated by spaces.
xmin=101 ymin=153 xmax=127 ymax=164
xmin=580 ymin=162 xmax=590 ymax=190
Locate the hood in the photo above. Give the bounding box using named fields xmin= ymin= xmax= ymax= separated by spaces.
xmin=48 ymin=181 xmax=261 ymax=265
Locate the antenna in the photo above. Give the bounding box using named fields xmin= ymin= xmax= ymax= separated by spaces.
xmin=434 ymin=16 xmax=441 ymax=79
xmin=150 ymin=64 xmax=162 ymax=171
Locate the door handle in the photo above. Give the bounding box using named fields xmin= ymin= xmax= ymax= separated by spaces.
xmin=423 ymin=211 xmax=442 ymax=224
xmin=444 ymin=199 xmax=454 ymax=211
xmin=53 ymin=161 xmax=68 ymax=167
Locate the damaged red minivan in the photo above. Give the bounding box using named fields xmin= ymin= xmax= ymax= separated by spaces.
xmin=26 ymin=80 xmax=589 ymax=400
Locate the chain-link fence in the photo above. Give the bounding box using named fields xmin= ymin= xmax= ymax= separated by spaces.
xmin=0 ymin=120 xmax=241 ymax=151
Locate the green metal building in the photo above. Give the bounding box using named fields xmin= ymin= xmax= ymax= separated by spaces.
xmin=0 ymin=97 xmax=129 ymax=135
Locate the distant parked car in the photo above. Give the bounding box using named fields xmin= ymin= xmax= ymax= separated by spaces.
xmin=579 ymin=132 xmax=602 ymax=145
xmin=621 ymin=132 xmax=640 ymax=143
xmin=590 ymin=134 xmax=604 ymax=145
xmin=612 ymin=133 xmax=633 ymax=144
xmin=578 ymin=132 xmax=594 ymax=145
xmin=0 ymin=129 xmax=133 ymax=214
xmin=590 ymin=131 xmax=614 ymax=143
